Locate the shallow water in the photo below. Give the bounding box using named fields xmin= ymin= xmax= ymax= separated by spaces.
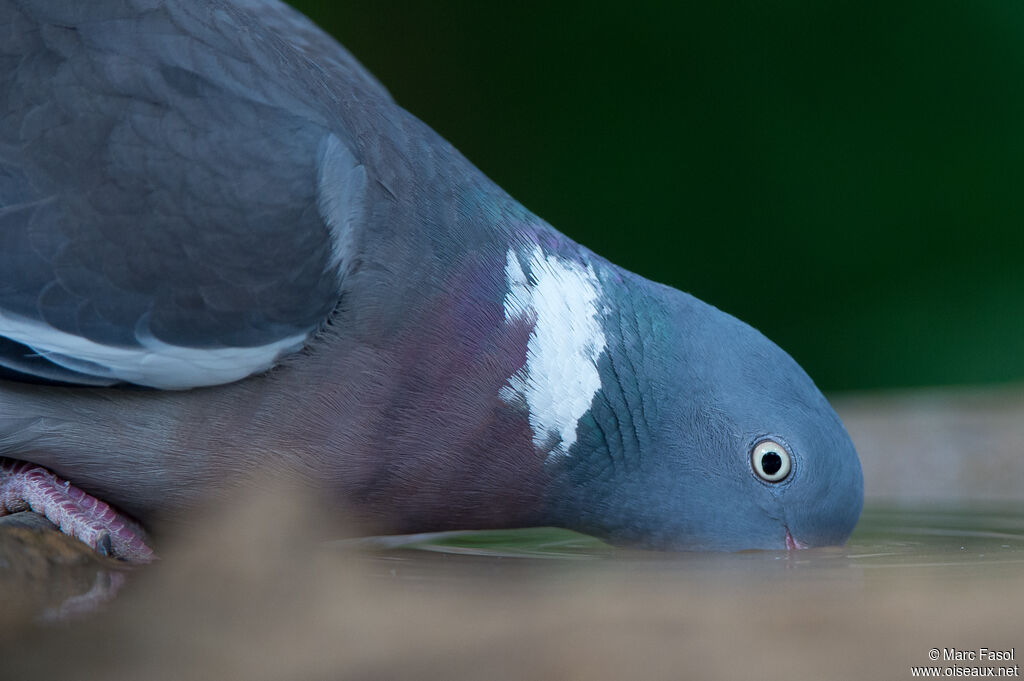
xmin=342 ymin=504 xmax=1024 ymax=583
xmin=5 ymin=502 xmax=1024 ymax=624
xmin=4 ymin=501 xmax=1023 ymax=681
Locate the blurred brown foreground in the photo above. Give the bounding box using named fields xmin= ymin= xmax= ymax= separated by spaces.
xmin=1 ymin=384 xmax=1023 ymax=680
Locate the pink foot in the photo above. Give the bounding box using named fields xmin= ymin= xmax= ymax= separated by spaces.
xmin=0 ymin=459 xmax=155 ymax=563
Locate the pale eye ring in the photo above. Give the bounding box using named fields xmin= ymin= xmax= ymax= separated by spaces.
xmin=751 ymin=439 xmax=792 ymax=483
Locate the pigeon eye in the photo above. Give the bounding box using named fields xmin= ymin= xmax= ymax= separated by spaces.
xmin=751 ymin=439 xmax=791 ymax=483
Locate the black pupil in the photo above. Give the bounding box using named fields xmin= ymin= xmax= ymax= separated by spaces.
xmin=761 ymin=452 xmax=783 ymax=476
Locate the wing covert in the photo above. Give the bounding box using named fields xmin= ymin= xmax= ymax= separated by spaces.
xmin=0 ymin=0 xmax=372 ymax=388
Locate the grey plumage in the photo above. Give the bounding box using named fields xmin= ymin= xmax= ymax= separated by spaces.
xmin=0 ymin=0 xmax=863 ymax=554
xmin=2 ymin=1 xmax=348 ymax=375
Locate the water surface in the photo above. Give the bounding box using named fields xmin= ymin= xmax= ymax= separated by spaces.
xmin=4 ymin=502 xmax=1023 ymax=681
xmin=343 ymin=504 xmax=1024 ymax=585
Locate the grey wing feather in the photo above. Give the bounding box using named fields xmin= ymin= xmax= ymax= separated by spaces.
xmin=233 ymin=0 xmax=392 ymax=101
xmin=0 ymin=0 xmax=375 ymax=388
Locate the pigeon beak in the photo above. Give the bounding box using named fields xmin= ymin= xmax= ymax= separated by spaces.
xmin=784 ymin=527 xmax=807 ymax=551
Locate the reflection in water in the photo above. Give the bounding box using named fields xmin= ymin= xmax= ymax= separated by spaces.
xmin=847 ymin=507 xmax=1024 ymax=570
xmin=6 ymin=504 xmax=1024 ymax=625
xmin=3 ymin=500 xmax=1023 ymax=680
xmin=341 ymin=505 xmax=1024 ymax=584
xmin=0 ymin=511 xmax=131 ymax=626
xmin=37 ymin=570 xmax=128 ymax=623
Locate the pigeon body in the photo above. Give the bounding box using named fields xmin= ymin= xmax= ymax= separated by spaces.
xmin=0 ymin=0 xmax=863 ymax=554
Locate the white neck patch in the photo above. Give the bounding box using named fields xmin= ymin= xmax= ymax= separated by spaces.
xmin=501 ymin=245 xmax=607 ymax=460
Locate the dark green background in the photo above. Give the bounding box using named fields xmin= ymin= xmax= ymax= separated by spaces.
xmin=288 ymin=1 xmax=1024 ymax=392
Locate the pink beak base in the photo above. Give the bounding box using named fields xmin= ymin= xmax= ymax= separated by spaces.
xmin=785 ymin=528 xmax=807 ymax=551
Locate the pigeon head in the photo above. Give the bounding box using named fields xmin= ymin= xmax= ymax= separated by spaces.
xmin=509 ymin=247 xmax=864 ymax=551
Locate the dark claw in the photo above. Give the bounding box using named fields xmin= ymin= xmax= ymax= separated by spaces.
xmin=95 ymin=532 xmax=112 ymax=557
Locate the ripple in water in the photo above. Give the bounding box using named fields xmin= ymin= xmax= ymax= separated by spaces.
xmin=342 ymin=504 xmax=1024 ymax=583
